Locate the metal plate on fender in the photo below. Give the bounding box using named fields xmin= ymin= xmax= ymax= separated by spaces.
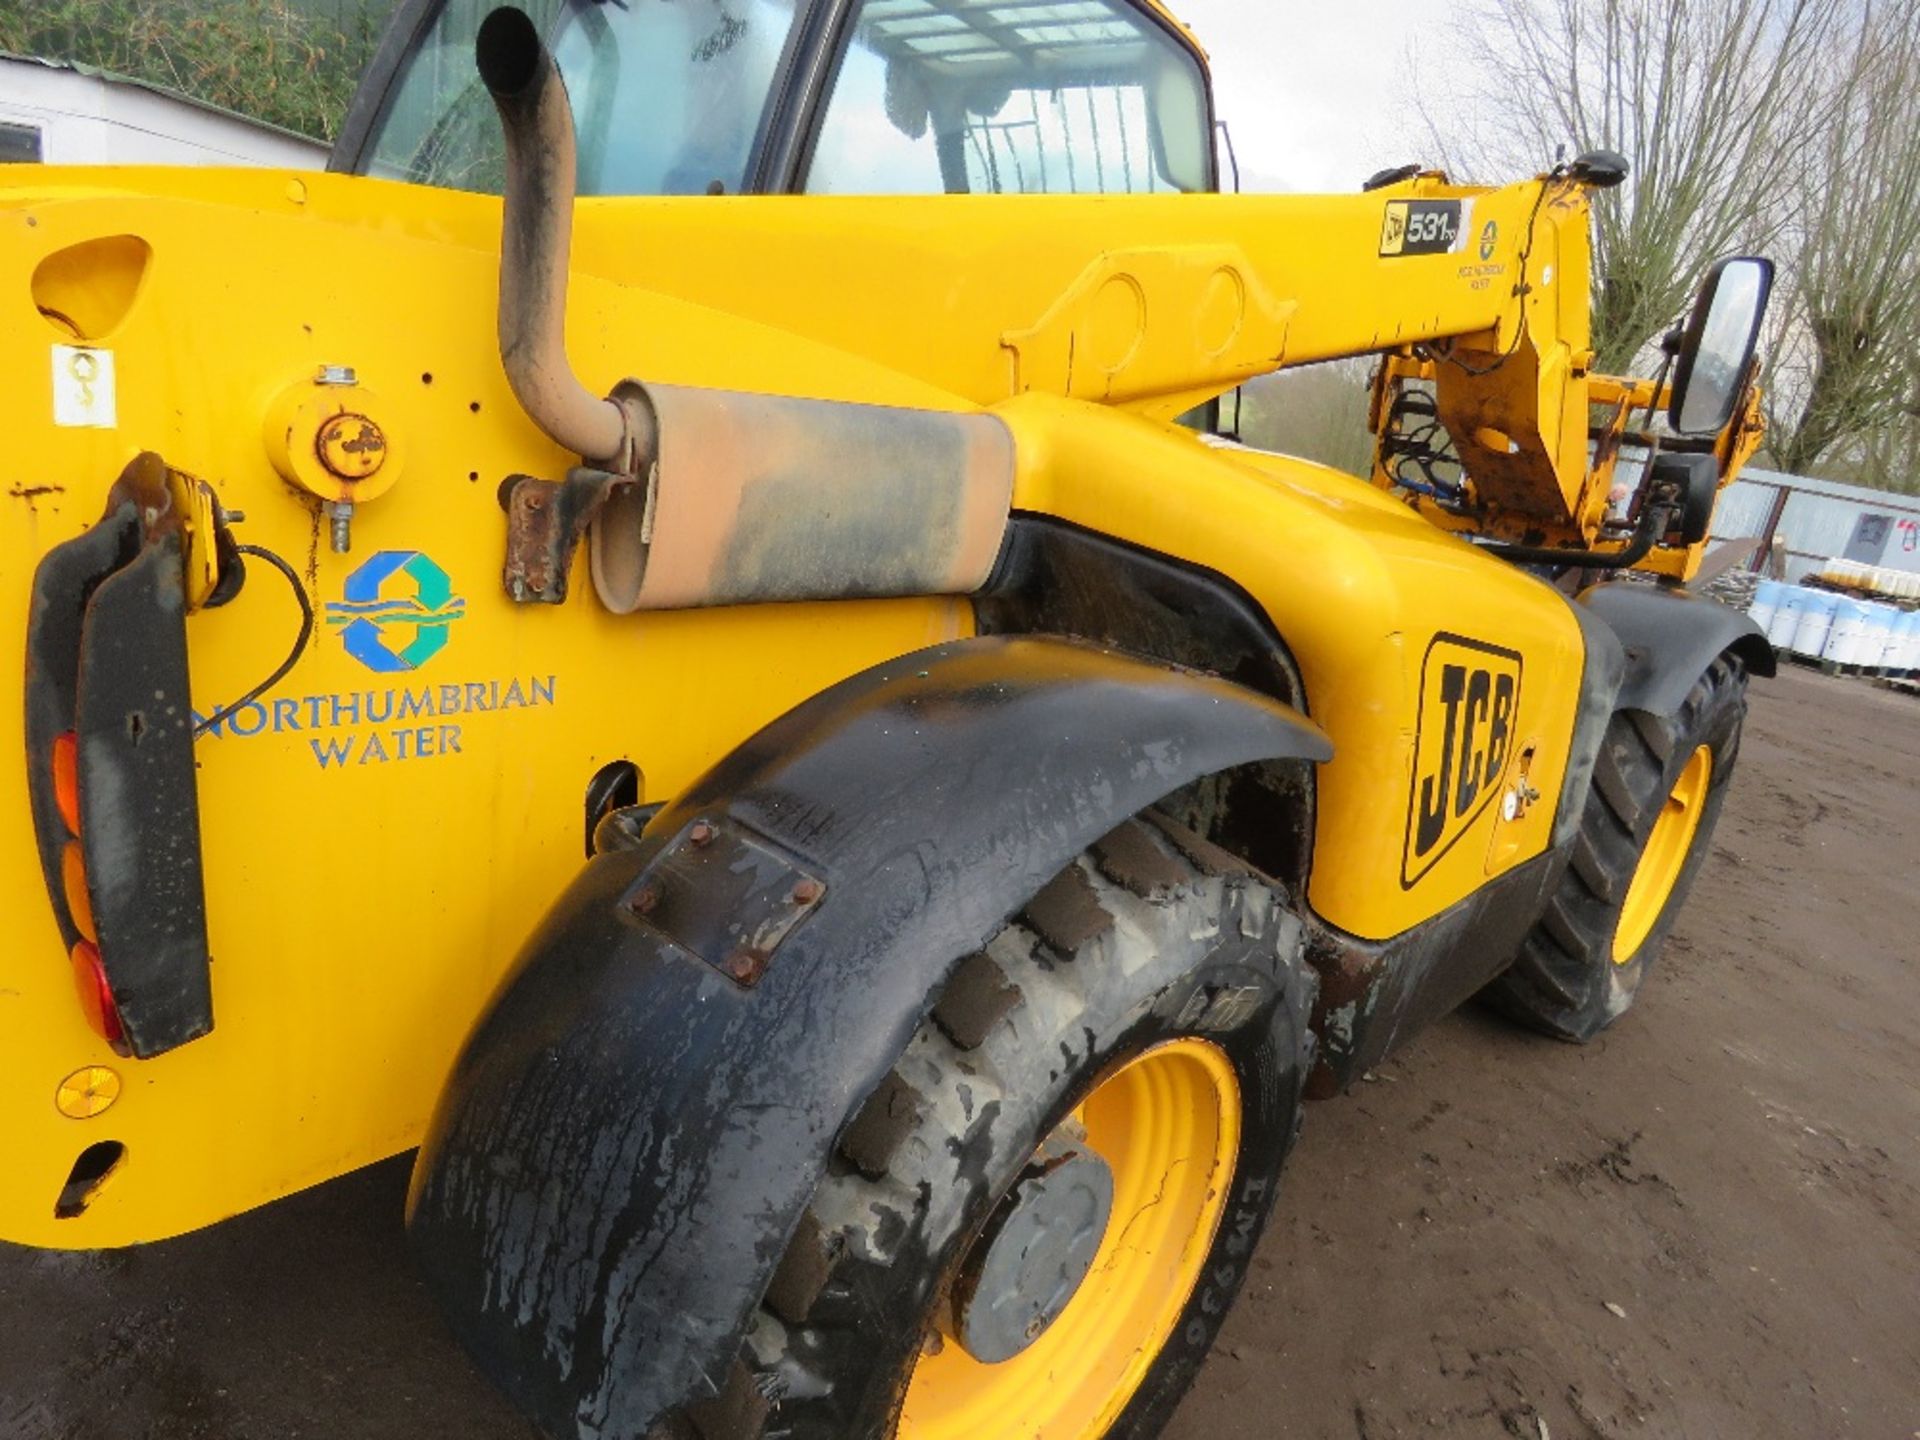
xmin=1401 ymin=633 xmax=1524 ymax=887
xmin=620 ymin=816 xmax=825 ymax=986
xmin=1380 ymin=199 xmax=1468 ymax=257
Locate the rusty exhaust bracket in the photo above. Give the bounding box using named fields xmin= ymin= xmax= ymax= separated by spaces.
xmin=499 ymin=468 xmax=637 ymax=604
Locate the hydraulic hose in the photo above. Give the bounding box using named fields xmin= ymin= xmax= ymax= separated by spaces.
xmin=1478 ymin=495 xmax=1676 ymax=571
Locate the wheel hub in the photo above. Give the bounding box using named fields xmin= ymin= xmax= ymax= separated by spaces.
xmin=949 ymin=1138 xmax=1115 ymax=1364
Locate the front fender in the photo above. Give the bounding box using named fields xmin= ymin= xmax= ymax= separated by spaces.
xmin=1578 ymin=579 xmax=1775 ymax=717
xmin=406 ymin=635 xmax=1329 ymax=1439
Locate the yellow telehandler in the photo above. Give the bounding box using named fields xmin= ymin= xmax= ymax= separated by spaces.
xmin=1 ymin=1 xmax=1775 ymax=1435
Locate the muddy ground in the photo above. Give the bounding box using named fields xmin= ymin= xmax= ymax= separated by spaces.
xmin=2 ymin=664 xmax=1916 ymax=1440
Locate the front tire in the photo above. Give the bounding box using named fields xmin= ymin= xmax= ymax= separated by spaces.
xmin=1484 ymin=655 xmax=1747 ymax=1042
xmin=693 ymin=814 xmax=1316 ymax=1440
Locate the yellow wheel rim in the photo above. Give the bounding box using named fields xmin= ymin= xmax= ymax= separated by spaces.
xmin=899 ymin=1038 xmax=1242 ymax=1440
xmin=1613 ymin=744 xmax=1713 ymax=963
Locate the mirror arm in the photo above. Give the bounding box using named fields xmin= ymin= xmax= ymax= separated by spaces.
xmin=1636 ymin=337 xmax=1680 ymax=432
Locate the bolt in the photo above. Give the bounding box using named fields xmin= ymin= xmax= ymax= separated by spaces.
xmin=596 ymin=809 xmax=649 ymax=854
xmin=790 ymin=877 xmax=824 ymax=905
xmin=688 ymin=820 xmax=715 ymax=847
xmin=722 ymin=950 xmax=762 ymax=983
xmin=327 ymin=500 xmax=353 ymax=553
xmin=629 ymin=883 xmax=660 ymax=916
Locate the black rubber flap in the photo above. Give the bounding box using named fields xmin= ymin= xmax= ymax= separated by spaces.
xmin=74 ymin=535 xmax=214 ymax=1055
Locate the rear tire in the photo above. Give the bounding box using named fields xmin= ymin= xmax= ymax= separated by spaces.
xmin=1483 ymin=655 xmax=1747 ymax=1042
xmin=688 ymin=814 xmax=1316 ymax=1439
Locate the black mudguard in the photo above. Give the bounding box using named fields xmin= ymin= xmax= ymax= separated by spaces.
xmin=407 ymin=635 xmax=1330 ymax=1439
xmin=24 ymin=455 xmax=214 ymax=1057
xmin=1577 ymin=579 xmax=1775 ymax=718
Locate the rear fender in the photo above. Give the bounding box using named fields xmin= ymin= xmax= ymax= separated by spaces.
xmin=1577 ymin=579 xmax=1774 ymax=718
xmin=405 ymin=634 xmax=1329 ymax=1439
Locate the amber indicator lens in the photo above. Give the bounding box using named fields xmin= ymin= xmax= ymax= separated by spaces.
xmin=52 ymin=730 xmax=80 ymax=834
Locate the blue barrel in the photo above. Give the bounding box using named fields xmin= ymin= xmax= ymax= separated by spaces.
xmin=1895 ymin=610 xmax=1920 ymax=675
xmin=1825 ymin=597 xmax=1872 ymax=664
xmin=1863 ymin=603 xmax=1899 ymax=672
xmin=1767 ymin=585 xmax=1812 ymax=647
xmin=1748 ymin=578 xmax=1786 ymax=634
xmin=1790 ymin=589 xmax=1841 ymax=657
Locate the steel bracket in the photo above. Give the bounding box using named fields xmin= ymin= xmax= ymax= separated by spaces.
xmin=500 ymin=468 xmax=633 ymax=604
xmin=620 ymin=816 xmax=826 ymax=988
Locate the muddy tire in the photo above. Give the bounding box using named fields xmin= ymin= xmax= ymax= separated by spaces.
xmin=683 ymin=814 xmax=1315 ymax=1440
xmin=1483 ymin=655 xmax=1747 ymax=1042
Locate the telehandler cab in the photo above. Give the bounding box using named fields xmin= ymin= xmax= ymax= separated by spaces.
xmin=2 ymin=0 xmax=1776 ymax=1435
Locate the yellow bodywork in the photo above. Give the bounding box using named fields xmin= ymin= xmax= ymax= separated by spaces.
xmin=3 ymin=163 xmax=1601 ymax=1246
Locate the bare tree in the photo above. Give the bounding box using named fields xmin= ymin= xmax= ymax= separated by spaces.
xmin=1235 ymin=361 xmax=1376 ymax=478
xmin=1443 ymin=0 xmax=1920 ymax=491
xmin=1446 ymin=0 xmax=1845 ymax=373
xmin=1763 ymin=7 xmax=1920 ymax=476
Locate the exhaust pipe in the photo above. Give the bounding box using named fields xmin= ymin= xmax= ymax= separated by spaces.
xmin=471 ymin=5 xmax=1012 ymax=614
xmin=476 ymin=6 xmax=649 ymax=470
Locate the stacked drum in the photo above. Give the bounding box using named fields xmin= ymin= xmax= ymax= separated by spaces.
xmin=1745 ymin=575 xmax=1919 ymax=677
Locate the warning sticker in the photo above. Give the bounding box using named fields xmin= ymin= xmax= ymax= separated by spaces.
xmin=52 ymin=345 xmax=116 ymax=428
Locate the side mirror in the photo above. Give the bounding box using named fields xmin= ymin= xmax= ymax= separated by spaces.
xmin=1668 ymin=256 xmax=1774 ymax=436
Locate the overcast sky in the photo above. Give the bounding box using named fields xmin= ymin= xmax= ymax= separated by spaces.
xmin=1164 ymin=0 xmax=1486 ymax=193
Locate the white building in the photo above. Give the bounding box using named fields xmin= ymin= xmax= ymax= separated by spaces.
xmin=0 ymin=52 xmax=329 ymax=168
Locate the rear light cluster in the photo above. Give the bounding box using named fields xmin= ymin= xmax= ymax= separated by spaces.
xmin=50 ymin=731 xmax=127 ymax=1052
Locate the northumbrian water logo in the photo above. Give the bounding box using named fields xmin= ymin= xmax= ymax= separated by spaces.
xmin=325 ymin=550 xmax=466 ymax=673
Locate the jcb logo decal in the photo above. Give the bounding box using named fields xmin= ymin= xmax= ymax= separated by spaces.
xmin=1402 ymin=634 xmax=1523 ymax=887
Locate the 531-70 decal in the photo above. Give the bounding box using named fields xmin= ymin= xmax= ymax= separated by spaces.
xmin=1379 ymin=199 xmax=1472 ymax=257
xmin=1402 ymin=633 xmax=1523 ymax=887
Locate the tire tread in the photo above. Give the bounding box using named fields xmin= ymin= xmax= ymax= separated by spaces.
xmin=1482 ymin=655 xmax=1746 ymax=1042
xmin=707 ymin=815 xmax=1312 ymax=1438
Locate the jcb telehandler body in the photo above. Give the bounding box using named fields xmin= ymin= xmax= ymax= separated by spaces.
xmin=2 ymin=1 xmax=1774 ymax=1435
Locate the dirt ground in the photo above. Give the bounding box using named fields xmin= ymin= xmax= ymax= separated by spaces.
xmin=3 ymin=664 xmax=1916 ymax=1440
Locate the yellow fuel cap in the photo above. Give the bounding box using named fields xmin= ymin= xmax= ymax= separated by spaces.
xmin=315 ymin=411 xmax=389 ymax=480
xmin=264 ymin=368 xmax=407 ymax=553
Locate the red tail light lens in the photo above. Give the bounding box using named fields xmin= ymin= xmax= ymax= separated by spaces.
xmin=56 ymin=735 xmax=122 ymax=1048
xmin=70 ymin=941 xmax=127 ymax=1050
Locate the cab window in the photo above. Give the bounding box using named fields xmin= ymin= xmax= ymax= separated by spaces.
xmin=804 ymin=0 xmax=1210 ymax=195
xmin=363 ymin=0 xmax=801 ymax=195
